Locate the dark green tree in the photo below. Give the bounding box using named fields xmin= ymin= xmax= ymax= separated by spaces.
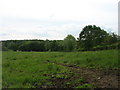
xmin=78 ymin=25 xmax=108 ymax=50
xmin=44 ymin=39 xmax=51 ymax=51
xmin=109 ymin=33 xmax=118 ymax=44
xmin=7 ymin=42 xmax=18 ymax=51
xmin=50 ymin=40 xmax=58 ymax=51
xmin=63 ymin=34 xmax=76 ymax=51
xmin=18 ymin=41 xmax=45 ymax=51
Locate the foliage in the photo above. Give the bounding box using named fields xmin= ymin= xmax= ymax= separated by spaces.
xmin=2 ymin=25 xmax=120 ymax=52
xmin=63 ymin=34 xmax=76 ymax=51
xmin=78 ymin=25 xmax=108 ymax=50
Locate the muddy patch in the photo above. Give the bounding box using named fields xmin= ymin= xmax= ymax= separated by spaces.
xmin=49 ymin=62 xmax=119 ymax=88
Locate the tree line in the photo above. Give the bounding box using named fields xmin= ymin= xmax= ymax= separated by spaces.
xmin=2 ymin=25 xmax=120 ymax=52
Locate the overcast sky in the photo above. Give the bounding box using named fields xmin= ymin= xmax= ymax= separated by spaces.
xmin=0 ymin=0 xmax=119 ymax=40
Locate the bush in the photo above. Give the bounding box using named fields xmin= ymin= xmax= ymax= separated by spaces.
xmin=2 ymin=46 xmax=9 ymax=51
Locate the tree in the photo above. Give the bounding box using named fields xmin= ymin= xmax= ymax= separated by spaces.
xmin=78 ymin=25 xmax=108 ymax=50
xmin=44 ymin=39 xmax=51 ymax=51
xmin=109 ymin=33 xmax=118 ymax=44
xmin=57 ymin=40 xmax=64 ymax=51
xmin=18 ymin=41 xmax=31 ymax=51
xmin=18 ymin=41 xmax=45 ymax=51
xmin=7 ymin=42 xmax=18 ymax=51
xmin=63 ymin=34 xmax=76 ymax=51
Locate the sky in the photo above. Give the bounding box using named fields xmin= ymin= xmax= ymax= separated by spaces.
xmin=0 ymin=0 xmax=119 ymax=40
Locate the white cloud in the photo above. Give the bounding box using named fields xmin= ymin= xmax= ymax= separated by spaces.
xmin=0 ymin=0 xmax=119 ymax=40
xmin=0 ymin=23 xmax=82 ymax=40
xmin=0 ymin=0 xmax=118 ymax=20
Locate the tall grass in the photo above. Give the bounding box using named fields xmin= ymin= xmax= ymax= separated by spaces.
xmin=2 ymin=49 xmax=119 ymax=88
xmin=2 ymin=51 xmax=70 ymax=88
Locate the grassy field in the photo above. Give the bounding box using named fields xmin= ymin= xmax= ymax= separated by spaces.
xmin=2 ymin=49 xmax=119 ymax=88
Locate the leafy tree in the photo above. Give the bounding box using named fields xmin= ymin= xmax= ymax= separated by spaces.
xmin=63 ymin=34 xmax=76 ymax=51
xmin=7 ymin=42 xmax=18 ymax=51
xmin=2 ymin=46 xmax=9 ymax=51
xmin=51 ymin=40 xmax=59 ymax=51
xmin=2 ymin=25 xmax=119 ymax=52
xmin=18 ymin=41 xmax=31 ymax=51
xmin=78 ymin=25 xmax=108 ymax=50
xmin=44 ymin=39 xmax=51 ymax=51
xmin=19 ymin=41 xmax=45 ymax=51
xmin=109 ymin=33 xmax=118 ymax=44
xmin=57 ymin=40 xmax=64 ymax=51
xmin=103 ymin=33 xmax=118 ymax=46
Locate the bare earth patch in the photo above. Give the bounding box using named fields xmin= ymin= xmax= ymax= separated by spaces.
xmin=49 ymin=62 xmax=119 ymax=88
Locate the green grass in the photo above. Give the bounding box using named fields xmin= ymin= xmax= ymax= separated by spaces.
xmin=47 ymin=49 xmax=119 ymax=69
xmin=2 ymin=51 xmax=71 ymax=88
xmin=2 ymin=49 xmax=119 ymax=88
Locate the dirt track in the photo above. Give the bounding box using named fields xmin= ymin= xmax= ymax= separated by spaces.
xmin=51 ymin=62 xmax=119 ymax=88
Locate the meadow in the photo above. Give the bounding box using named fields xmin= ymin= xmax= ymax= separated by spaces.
xmin=2 ymin=49 xmax=119 ymax=88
